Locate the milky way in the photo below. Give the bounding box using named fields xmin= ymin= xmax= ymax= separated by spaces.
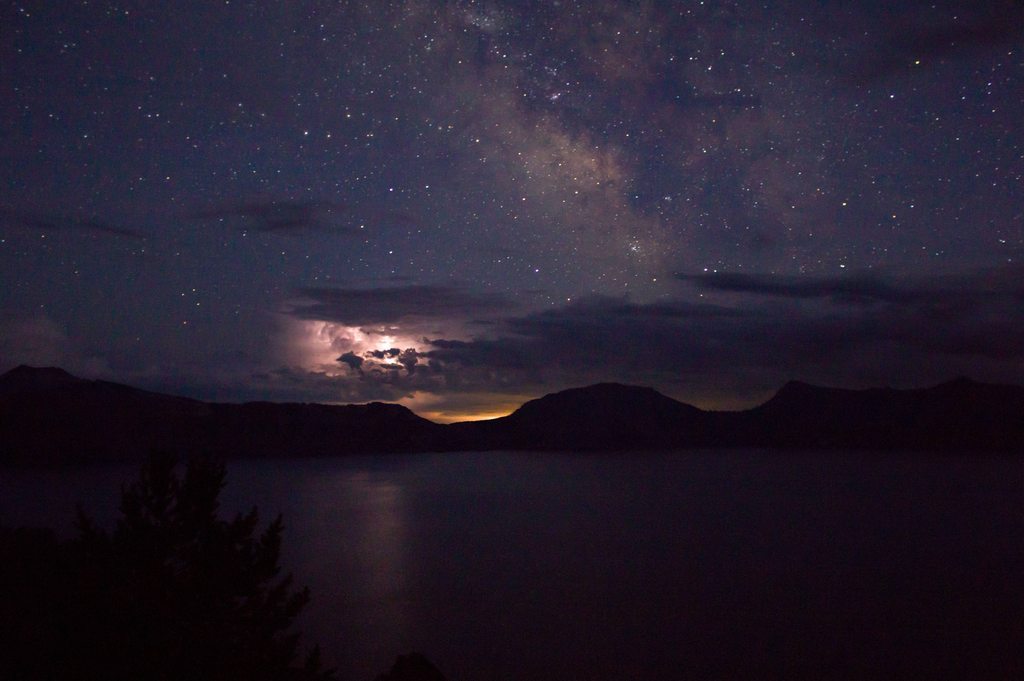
xmin=2 ymin=1 xmax=1022 ymax=418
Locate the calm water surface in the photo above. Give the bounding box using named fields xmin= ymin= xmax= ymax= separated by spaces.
xmin=2 ymin=450 xmax=1022 ymax=680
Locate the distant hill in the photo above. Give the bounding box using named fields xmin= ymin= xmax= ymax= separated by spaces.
xmin=728 ymin=377 xmax=1024 ymax=451
xmin=446 ymin=383 xmax=711 ymax=451
xmin=1 ymin=365 xmax=1022 ymax=464
xmin=0 ymin=365 xmax=444 ymax=464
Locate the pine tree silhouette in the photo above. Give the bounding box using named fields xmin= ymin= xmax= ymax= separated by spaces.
xmin=1 ymin=452 xmax=333 ymax=681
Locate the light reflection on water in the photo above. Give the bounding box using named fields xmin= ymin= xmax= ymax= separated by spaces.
xmin=280 ymin=468 xmax=411 ymax=667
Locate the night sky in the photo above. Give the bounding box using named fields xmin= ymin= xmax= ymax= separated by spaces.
xmin=2 ymin=1 xmax=1023 ymax=421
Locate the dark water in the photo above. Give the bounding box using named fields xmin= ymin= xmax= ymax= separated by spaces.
xmin=2 ymin=450 xmax=1023 ymax=680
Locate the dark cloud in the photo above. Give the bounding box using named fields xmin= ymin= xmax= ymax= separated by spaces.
xmin=186 ymin=199 xmax=418 ymax=235
xmin=678 ymin=271 xmax=926 ymax=304
xmin=680 ymin=268 xmax=1024 ymax=308
xmin=533 ymin=296 xmax=754 ymax=320
xmin=290 ymin=285 xmax=514 ymax=326
xmin=334 ymin=347 xmax=426 ymax=382
xmin=337 ymin=351 xmax=364 ymax=372
xmin=847 ymin=2 xmax=1024 ymax=82
xmin=0 ymin=207 xmax=144 ymax=239
xmin=397 ymin=348 xmax=420 ymax=374
xmin=187 ymin=199 xmax=352 ymax=234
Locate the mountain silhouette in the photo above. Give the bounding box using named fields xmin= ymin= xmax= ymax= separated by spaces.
xmin=731 ymin=377 xmax=1024 ymax=450
xmin=0 ymin=366 xmax=443 ymax=464
xmin=2 ymin=366 xmax=1022 ymax=464
xmin=447 ymin=383 xmax=710 ymax=450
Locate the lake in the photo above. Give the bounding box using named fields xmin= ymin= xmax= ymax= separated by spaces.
xmin=2 ymin=450 xmax=1022 ymax=680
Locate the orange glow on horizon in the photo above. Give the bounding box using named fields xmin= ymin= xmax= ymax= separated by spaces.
xmin=415 ymin=408 xmax=516 ymax=424
xmin=395 ymin=392 xmax=528 ymax=424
